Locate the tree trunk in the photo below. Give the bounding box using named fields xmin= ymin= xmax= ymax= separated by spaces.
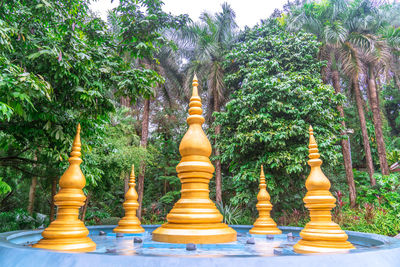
xmin=27 ymin=152 xmax=38 ymax=215
xmin=367 ymin=65 xmax=389 ymax=175
xmin=137 ymin=99 xmax=150 ymax=220
xmin=353 ymin=78 xmax=376 ymax=185
xmin=213 ymin=91 xmax=222 ymax=204
xmin=81 ymin=192 xmax=90 ymax=222
xmin=332 ymin=70 xmax=356 ymax=207
xmin=27 ymin=176 xmax=37 ymax=215
xmin=49 ymin=177 xmax=57 ymax=221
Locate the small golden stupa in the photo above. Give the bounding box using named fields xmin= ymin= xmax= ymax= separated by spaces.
xmin=293 ymin=126 xmax=355 ymax=253
xmin=152 ymin=75 xmax=237 ymax=244
xmin=249 ymin=165 xmax=281 ymax=235
xmin=33 ymin=124 xmax=96 ymax=252
xmin=114 ymin=165 xmax=144 ymax=233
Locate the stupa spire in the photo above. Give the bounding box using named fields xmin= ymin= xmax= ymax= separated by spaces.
xmin=293 ymin=126 xmax=355 ymax=253
xmin=33 ymin=124 xmax=96 ymax=252
xmin=192 ymin=73 xmax=198 ymax=95
xmin=260 ymin=165 xmax=266 ymax=186
xmin=152 ymin=75 xmax=236 ymax=244
xmin=114 ymin=165 xmax=144 ymax=233
xmin=249 ymin=165 xmax=281 ymax=235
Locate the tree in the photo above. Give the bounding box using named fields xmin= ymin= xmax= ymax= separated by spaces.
xmin=0 ymin=0 xmax=166 ymax=217
xmin=111 ymin=0 xmax=189 ymax=218
xmin=179 ymin=3 xmax=238 ymax=203
xmin=345 ymin=0 xmax=400 ymax=175
xmin=0 ymin=0 xmax=123 ymax=208
xmin=215 ymin=20 xmax=344 ymax=210
xmin=287 ymin=0 xmax=360 ymax=202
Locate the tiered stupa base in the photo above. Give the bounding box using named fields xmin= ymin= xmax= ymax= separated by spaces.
xmin=249 ymin=220 xmax=282 ymax=235
xmin=293 ymin=222 xmax=354 ymax=253
xmin=33 ymin=237 xmax=96 ymax=252
xmin=33 ymin=221 xmax=96 ymax=252
xmin=113 ymin=220 xmax=144 ymax=234
xmin=152 ymin=223 xmax=236 ymax=243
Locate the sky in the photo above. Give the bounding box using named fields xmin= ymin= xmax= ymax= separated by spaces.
xmin=90 ymin=0 xmax=288 ymax=29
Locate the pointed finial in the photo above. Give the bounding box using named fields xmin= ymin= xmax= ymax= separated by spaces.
xmin=308 ymin=125 xmax=320 ymax=163
xmin=192 ymin=74 xmax=199 ymax=96
xmin=187 ymin=75 xmax=203 ymax=119
xmin=129 ymin=164 xmax=136 ymax=185
xmin=260 ymin=165 xmax=266 ymax=185
xmin=70 ymin=123 xmax=82 ymax=163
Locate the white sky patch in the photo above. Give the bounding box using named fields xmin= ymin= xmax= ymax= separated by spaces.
xmin=90 ymin=0 xmax=287 ymax=28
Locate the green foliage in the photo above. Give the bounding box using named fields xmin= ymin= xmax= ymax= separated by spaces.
xmin=0 ymin=209 xmax=49 ymax=232
xmin=276 ymin=209 xmax=308 ymax=227
xmin=383 ymin=80 xmax=400 ymax=136
xmin=85 ymin=208 xmax=111 ymax=226
xmin=335 ymin=170 xmax=400 ymax=236
xmin=0 ymin=0 xmax=125 ymax=188
xmin=0 ymin=177 xmax=11 ymax=195
xmin=141 ymin=108 xmax=186 ymax=221
xmin=0 ymin=0 xmax=177 ymax=227
xmin=338 ymin=206 xmax=400 ymax=236
xmin=215 ymin=19 xmax=344 ymax=210
xmin=217 ymin=202 xmax=242 ymax=225
xmin=100 ymin=217 xmax=121 ymax=225
xmin=355 ymin=171 xmax=400 ymax=215
xmin=0 ymin=0 xmax=173 ymax=190
xmin=114 ymin=0 xmax=189 ymax=60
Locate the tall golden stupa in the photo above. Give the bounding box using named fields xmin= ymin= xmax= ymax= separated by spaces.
xmin=152 ymin=75 xmax=237 ymax=244
xmin=249 ymin=165 xmax=281 ymax=235
xmin=293 ymin=126 xmax=355 ymax=253
xmin=33 ymin=124 xmax=96 ymax=252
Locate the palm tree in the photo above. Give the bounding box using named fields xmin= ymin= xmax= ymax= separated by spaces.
xmin=287 ymin=0 xmax=358 ymax=205
xmin=136 ymin=47 xmax=186 ymax=219
xmin=108 ymin=4 xmax=188 ymax=218
xmin=178 ymin=3 xmax=238 ymax=203
xmin=339 ymin=9 xmax=377 ymax=186
xmin=347 ymin=0 xmax=400 ymax=176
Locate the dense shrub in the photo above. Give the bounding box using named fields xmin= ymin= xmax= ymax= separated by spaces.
xmin=0 ymin=209 xmax=48 ymax=232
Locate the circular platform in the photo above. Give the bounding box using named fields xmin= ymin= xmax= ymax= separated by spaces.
xmin=1 ymin=225 xmax=399 ymax=267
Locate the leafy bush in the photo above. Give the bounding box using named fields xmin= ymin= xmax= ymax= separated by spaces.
xmin=0 ymin=209 xmax=49 ymax=233
xmin=100 ymin=217 xmax=121 ymax=225
xmin=85 ymin=208 xmax=111 ymax=226
xmin=277 ymin=209 xmax=308 ymax=227
xmin=0 ymin=177 xmax=11 ymax=195
xmin=336 ymin=206 xmax=400 ymax=236
xmin=355 ymin=171 xmax=400 ymax=215
xmin=217 ymin=203 xmax=242 ymax=225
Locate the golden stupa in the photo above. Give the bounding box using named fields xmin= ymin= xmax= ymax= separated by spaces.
xmin=152 ymin=75 xmax=237 ymax=244
xmin=249 ymin=165 xmax=281 ymax=235
xmin=114 ymin=165 xmax=144 ymax=233
xmin=293 ymin=126 xmax=355 ymax=253
xmin=33 ymin=124 xmax=96 ymax=252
